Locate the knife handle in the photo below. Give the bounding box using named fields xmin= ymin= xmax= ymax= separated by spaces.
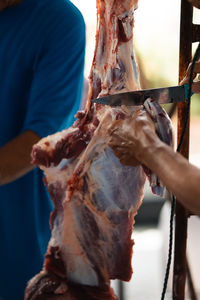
xmin=184 ymin=83 xmax=194 ymax=100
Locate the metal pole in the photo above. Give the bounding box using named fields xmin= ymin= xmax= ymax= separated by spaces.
xmin=118 ymin=280 xmax=124 ymax=300
xmin=172 ymin=0 xmax=192 ymax=299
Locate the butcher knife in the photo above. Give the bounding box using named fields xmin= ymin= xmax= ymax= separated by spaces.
xmin=91 ymin=84 xmax=194 ymax=107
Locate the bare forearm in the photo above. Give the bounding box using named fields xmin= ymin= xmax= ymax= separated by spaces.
xmin=109 ymin=110 xmax=200 ymax=214
xmin=0 ymin=130 xmax=41 ymax=185
xmin=141 ymin=141 xmax=200 ymax=215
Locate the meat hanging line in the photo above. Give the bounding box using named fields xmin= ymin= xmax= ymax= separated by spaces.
xmin=160 ymin=41 xmax=200 ymax=300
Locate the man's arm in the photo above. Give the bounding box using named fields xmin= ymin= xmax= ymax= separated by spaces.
xmin=0 ymin=4 xmax=85 ymax=187
xmin=0 ymin=130 xmax=40 ymax=185
xmin=108 ymin=111 xmax=200 ymax=215
xmin=139 ymin=137 xmax=200 ymax=215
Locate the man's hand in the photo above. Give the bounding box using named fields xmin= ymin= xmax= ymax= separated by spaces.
xmin=108 ymin=110 xmax=158 ymax=166
xmin=180 ymin=61 xmax=200 ymax=93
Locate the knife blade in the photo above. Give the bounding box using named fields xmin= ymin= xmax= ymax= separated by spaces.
xmin=91 ymin=84 xmax=193 ymax=107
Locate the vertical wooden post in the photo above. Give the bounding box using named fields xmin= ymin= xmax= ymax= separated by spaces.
xmin=172 ymin=0 xmax=193 ymax=299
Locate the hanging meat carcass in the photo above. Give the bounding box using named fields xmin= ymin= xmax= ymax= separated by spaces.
xmin=25 ymin=0 xmax=172 ymax=299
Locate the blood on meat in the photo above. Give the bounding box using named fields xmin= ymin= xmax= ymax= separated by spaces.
xmin=25 ymin=0 xmax=172 ymax=299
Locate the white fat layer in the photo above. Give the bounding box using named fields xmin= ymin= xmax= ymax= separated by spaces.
xmin=61 ymin=201 xmax=99 ymax=286
xmin=65 ymin=256 xmax=98 ymax=286
xmin=54 ymin=282 xmax=68 ymax=294
xmin=36 ymin=127 xmax=78 ymax=153
xmin=92 ymin=4 xmax=140 ymax=102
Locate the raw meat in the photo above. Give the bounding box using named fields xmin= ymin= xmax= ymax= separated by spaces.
xmin=25 ymin=0 xmax=172 ymax=299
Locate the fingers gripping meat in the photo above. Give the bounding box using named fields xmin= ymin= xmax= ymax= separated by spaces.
xmin=143 ymin=99 xmax=173 ymax=196
xmin=108 ymin=100 xmax=173 ymax=196
xmin=25 ymin=0 xmax=172 ymax=299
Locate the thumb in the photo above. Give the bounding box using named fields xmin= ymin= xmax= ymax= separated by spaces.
xmin=191 ymin=80 xmax=200 ymax=94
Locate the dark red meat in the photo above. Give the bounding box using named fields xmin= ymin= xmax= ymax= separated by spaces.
xmin=25 ymin=0 xmax=172 ymax=299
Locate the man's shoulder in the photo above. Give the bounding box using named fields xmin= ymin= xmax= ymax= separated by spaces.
xmin=42 ymin=0 xmax=85 ymax=28
xmin=32 ymin=0 xmax=85 ymax=46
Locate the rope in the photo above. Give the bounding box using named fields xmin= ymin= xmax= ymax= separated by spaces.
xmin=160 ymin=195 xmax=176 ymax=300
xmin=161 ymin=41 xmax=200 ymax=300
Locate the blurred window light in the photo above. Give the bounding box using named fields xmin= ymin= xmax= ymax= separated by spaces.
xmin=193 ymin=7 xmax=200 ymax=25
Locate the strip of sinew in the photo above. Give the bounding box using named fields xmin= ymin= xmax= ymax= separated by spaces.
xmin=87 ymin=0 xmax=140 ymax=108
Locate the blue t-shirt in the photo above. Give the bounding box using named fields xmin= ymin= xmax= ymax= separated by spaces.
xmin=0 ymin=0 xmax=85 ymax=299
